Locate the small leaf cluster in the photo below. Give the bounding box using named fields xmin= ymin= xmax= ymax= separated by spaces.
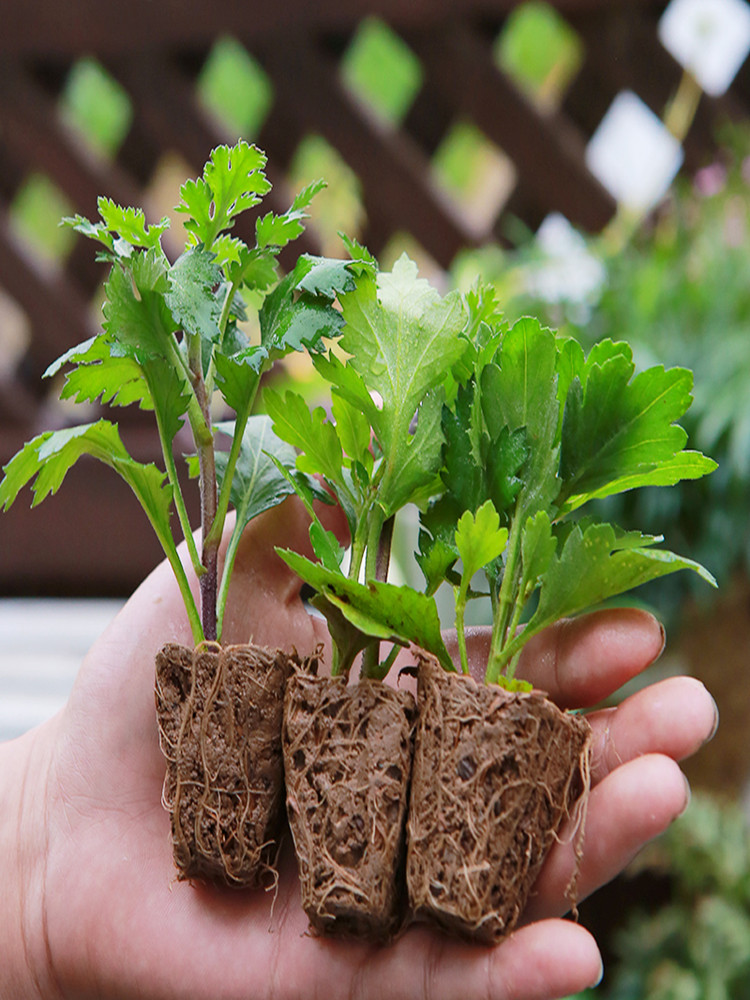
xmin=272 ymin=260 xmax=716 ymax=687
xmin=0 ymin=141 xmax=360 ymax=644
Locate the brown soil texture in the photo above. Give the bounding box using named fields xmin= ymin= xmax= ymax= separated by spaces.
xmin=407 ymin=656 xmax=592 ymax=944
xmin=155 ymin=641 xmax=292 ymax=888
xmin=283 ymin=669 xmax=416 ymax=941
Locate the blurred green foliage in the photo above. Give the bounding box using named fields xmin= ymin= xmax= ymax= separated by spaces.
xmin=566 ymin=794 xmax=750 ymax=1000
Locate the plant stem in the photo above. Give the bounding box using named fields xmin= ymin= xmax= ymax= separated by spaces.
xmin=454 ymin=585 xmax=470 ymax=675
xmin=187 ymin=333 xmax=219 ymax=642
xmin=486 ymin=508 xmax=523 ymax=684
xmin=360 ymin=510 xmax=391 ymax=678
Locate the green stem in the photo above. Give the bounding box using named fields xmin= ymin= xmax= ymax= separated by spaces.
xmin=486 ymin=509 xmax=524 ymax=684
xmin=215 ymin=514 xmax=244 ymax=642
xmin=360 ymin=509 xmax=388 ymax=679
xmin=187 ymin=332 xmax=219 ymax=642
xmin=454 ymin=584 xmax=470 ymax=675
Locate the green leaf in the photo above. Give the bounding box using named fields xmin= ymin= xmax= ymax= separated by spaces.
xmin=215 ymin=415 xmax=298 ymax=532
xmin=0 ymin=421 xmax=170 ymax=520
xmin=559 ymin=344 xmax=701 ymax=510
xmin=480 ymin=317 xmax=561 ymax=517
xmin=259 ymin=263 xmax=346 ymax=360
xmin=276 ymin=550 xmax=454 ymax=672
xmin=336 ymin=254 xmax=467 ymax=511
xmin=264 ymin=388 xmax=345 ymax=489
xmin=177 ymin=140 xmax=271 ymax=248
xmin=45 ymin=334 xmax=153 ymax=411
xmin=519 ymin=510 xmax=557 ymax=599
xmin=213 ymin=347 xmax=265 ymax=416
xmin=165 ymin=246 xmax=222 ymax=343
xmin=330 ymin=392 xmax=373 ymax=475
xmin=516 ymin=521 xmax=717 ymax=658
xmin=97 ymin=197 xmax=170 ymax=249
xmin=454 ymin=501 xmax=508 ymax=583
xmin=102 ymin=250 xmax=176 ymax=364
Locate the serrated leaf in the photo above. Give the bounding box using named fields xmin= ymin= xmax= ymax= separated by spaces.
xmin=214 ymin=415 xmax=297 ymax=532
xmin=559 ymin=346 xmax=699 ymax=509
xmin=480 ymin=317 xmax=561 ymax=517
xmin=330 ymin=392 xmax=373 ymax=475
xmin=177 ymin=141 xmax=271 ymax=248
xmin=0 ymin=421 xmax=171 ymax=532
xmin=516 ymin=521 xmax=717 ymax=658
xmin=165 ymin=246 xmax=222 ymax=343
xmin=259 ymin=265 xmax=345 ymax=359
xmin=519 ymin=510 xmax=557 ymax=599
xmin=276 ymin=550 xmax=453 ymax=672
xmin=213 ymin=347 xmax=266 ymax=415
xmin=102 ymin=250 xmax=176 ymax=363
xmin=264 ymin=388 xmax=345 ymax=489
xmin=96 ymin=197 xmax=170 ymax=250
xmin=455 ymin=501 xmax=508 ymax=583
xmin=336 ymin=254 xmax=467 ymax=512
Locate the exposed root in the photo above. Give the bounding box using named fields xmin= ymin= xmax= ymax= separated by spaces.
xmin=155 ymin=642 xmax=297 ymax=888
xmin=283 ymin=669 xmax=416 ymax=942
xmin=406 ymin=654 xmax=592 ymax=944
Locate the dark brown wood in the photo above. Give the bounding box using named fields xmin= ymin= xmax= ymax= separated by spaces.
xmin=410 ymin=21 xmax=617 ymax=233
xmin=0 ymin=0 xmax=660 ymax=57
xmin=259 ymin=34 xmax=481 ymax=267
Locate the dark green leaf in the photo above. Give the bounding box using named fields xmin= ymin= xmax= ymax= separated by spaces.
xmin=165 ymin=247 xmax=222 ymax=343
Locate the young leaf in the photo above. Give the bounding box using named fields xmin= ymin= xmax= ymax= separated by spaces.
xmin=335 ymin=254 xmax=467 ymax=513
xmin=480 ymin=317 xmax=561 ymax=517
xmin=454 ymin=501 xmax=509 ymax=585
xmin=507 ymin=521 xmax=717 ymax=664
xmin=102 ymin=250 xmax=176 ymax=363
xmin=177 ymin=141 xmax=271 ymax=249
xmin=165 ymin=246 xmax=223 ymax=344
xmin=276 ymin=550 xmax=454 ymax=672
xmin=45 ymin=334 xmax=153 ymax=411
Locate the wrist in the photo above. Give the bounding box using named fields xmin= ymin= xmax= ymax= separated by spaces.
xmin=0 ymin=726 xmax=57 ymax=1000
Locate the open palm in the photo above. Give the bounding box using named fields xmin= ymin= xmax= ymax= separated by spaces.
xmin=7 ymin=499 xmax=716 ymax=1000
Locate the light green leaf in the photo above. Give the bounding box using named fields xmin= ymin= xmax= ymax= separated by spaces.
xmin=102 ymin=250 xmax=176 ymax=363
xmin=177 ymin=140 xmax=271 ymax=248
xmin=96 ymin=197 xmax=170 ymax=249
xmin=264 ymin=388 xmax=345 ymax=489
xmin=455 ymin=500 xmax=508 ymax=583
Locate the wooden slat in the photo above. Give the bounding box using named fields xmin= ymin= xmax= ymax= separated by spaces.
xmin=0 ymin=209 xmax=96 ymax=380
xmin=0 ymin=0 xmax=661 ymax=57
xmin=409 ymin=21 xmax=617 ymax=234
xmin=259 ymin=34 xmax=481 ymax=267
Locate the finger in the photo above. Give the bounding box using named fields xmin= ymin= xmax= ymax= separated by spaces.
xmin=331 ymin=921 xmax=603 ymax=1000
xmin=587 ymin=675 xmax=718 ymax=785
xmin=523 ymin=753 xmax=690 ymax=923
xmin=515 ymin=608 xmax=666 ymax=708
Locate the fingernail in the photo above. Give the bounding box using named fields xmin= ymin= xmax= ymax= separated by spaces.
xmin=590 ymin=956 xmax=604 ymax=988
xmin=705 ymin=694 xmax=719 ymax=744
xmin=679 ymin=773 xmax=692 ymax=817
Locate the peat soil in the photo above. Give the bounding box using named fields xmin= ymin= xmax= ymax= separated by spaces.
xmin=407 ymin=655 xmax=592 ymax=943
xmin=155 ymin=641 xmax=292 ymax=887
xmin=283 ymin=668 xmax=416 ymax=941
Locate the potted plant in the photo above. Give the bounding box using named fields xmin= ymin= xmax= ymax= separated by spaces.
xmin=0 ymin=140 xmax=360 ymax=889
xmin=275 ymin=267 xmax=716 ymax=942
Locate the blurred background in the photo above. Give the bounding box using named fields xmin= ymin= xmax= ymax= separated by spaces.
xmin=2 ymin=0 xmax=750 ymax=994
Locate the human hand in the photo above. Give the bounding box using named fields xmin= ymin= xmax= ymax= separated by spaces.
xmin=0 ymin=498 xmax=717 ymax=1000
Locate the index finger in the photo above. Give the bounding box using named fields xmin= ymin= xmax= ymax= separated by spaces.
xmin=458 ymin=608 xmax=666 ymax=709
